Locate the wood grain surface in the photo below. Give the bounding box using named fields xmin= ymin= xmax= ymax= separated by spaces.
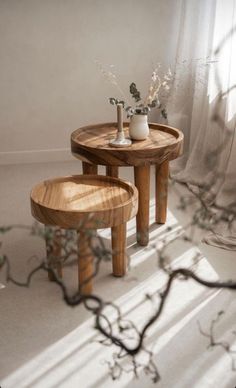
xmin=106 ymin=165 xmax=119 ymax=178
xmin=31 ymin=175 xmax=138 ymax=293
xmin=70 ymin=122 xmax=183 ymax=247
xmin=155 ymin=160 xmax=169 ymax=224
xmin=78 ymin=230 xmax=94 ymax=294
xmin=134 ymin=165 xmax=150 ymax=245
xmin=111 ymin=223 xmax=127 ymax=277
xmin=82 ymin=161 xmax=98 ymax=175
xmin=71 ymin=122 xmax=183 ymax=167
xmin=31 ymin=174 xmax=138 ymax=230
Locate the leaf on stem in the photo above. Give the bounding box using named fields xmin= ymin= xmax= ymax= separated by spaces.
xmin=130 ymin=83 xmax=141 ymax=102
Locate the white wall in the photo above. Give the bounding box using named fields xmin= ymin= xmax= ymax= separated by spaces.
xmin=0 ymin=0 xmax=181 ymax=164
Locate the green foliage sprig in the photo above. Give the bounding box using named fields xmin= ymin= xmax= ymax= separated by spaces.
xmin=129 ymin=82 xmax=141 ymax=103
xmin=107 ymin=67 xmax=172 ymax=118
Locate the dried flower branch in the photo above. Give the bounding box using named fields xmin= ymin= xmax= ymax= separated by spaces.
xmin=96 ymin=61 xmax=172 ymax=118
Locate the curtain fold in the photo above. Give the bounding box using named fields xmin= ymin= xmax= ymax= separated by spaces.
xmin=167 ymin=0 xmax=236 ymax=250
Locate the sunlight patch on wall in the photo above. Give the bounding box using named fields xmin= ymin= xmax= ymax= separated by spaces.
xmin=208 ymin=0 xmax=236 ymax=123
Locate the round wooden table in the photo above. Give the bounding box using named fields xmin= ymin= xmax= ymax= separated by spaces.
xmin=31 ymin=174 xmax=138 ymax=294
xmin=71 ymin=122 xmax=183 ymax=246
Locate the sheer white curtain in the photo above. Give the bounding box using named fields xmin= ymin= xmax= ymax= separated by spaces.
xmin=168 ymin=0 xmax=236 ymax=250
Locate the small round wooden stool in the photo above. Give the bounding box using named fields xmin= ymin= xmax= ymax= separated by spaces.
xmin=30 ymin=175 xmax=138 ymax=294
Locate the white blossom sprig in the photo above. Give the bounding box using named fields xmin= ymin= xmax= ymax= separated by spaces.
xmin=95 ymin=60 xmax=128 ymax=102
xmin=143 ymin=66 xmax=172 ymax=108
xmin=96 ymin=61 xmax=173 ymax=118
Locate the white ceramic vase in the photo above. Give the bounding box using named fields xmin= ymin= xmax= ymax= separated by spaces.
xmin=129 ymin=114 xmax=149 ymax=140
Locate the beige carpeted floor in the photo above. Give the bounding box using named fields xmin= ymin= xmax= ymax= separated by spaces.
xmin=0 ymin=161 xmax=235 ymax=387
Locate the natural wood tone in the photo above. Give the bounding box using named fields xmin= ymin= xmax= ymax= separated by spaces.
xmin=106 ymin=165 xmax=121 ymax=268
xmin=111 ymin=223 xmax=127 ymax=276
xmin=82 ymin=161 xmax=98 ymax=175
xmin=31 ymin=175 xmax=138 ymax=230
xmin=106 ymin=166 xmax=119 ymax=178
xmin=71 ymin=122 xmax=183 ymax=167
xmin=134 ymin=165 xmax=150 ymax=246
xmin=78 ymin=230 xmax=94 ymax=294
xmin=71 ymin=122 xmax=183 ymax=246
xmin=156 ymin=161 xmax=169 ymax=224
xmin=31 ymin=175 xmax=138 ymax=294
xmin=45 ymin=227 xmax=63 ymax=281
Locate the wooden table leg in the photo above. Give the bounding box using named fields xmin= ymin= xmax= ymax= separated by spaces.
xmin=82 ymin=162 xmax=99 ymax=238
xmin=106 ymin=166 xmax=119 ymax=178
xmin=82 ymin=161 xmax=98 ymax=175
xmin=106 ymin=166 xmax=120 ymax=265
xmin=134 ymin=165 xmax=150 ymax=246
xmin=45 ymin=226 xmax=63 ymax=281
xmin=111 ymin=223 xmax=127 ymax=276
xmin=77 ymin=230 xmax=94 ymax=294
xmin=155 ymin=160 xmax=169 ymax=224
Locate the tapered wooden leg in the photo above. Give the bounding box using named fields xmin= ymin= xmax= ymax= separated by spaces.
xmin=106 ymin=166 xmax=120 ymax=258
xmin=77 ymin=230 xmax=94 ymax=294
xmin=45 ymin=227 xmax=63 ymax=281
xmin=134 ymin=165 xmax=150 ymax=246
xmin=82 ymin=161 xmax=98 ymax=175
xmin=155 ymin=160 xmax=169 ymax=224
xmin=111 ymin=223 xmax=127 ymax=276
xmin=106 ymin=166 xmax=119 ymax=178
xmin=82 ymin=162 xmax=99 ymax=237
